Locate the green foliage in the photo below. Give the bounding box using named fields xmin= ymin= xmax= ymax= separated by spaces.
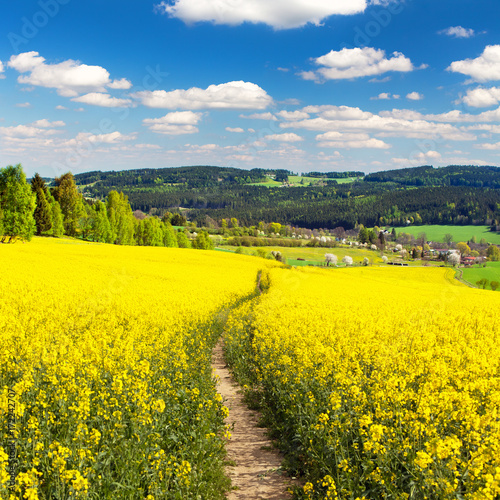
xmin=31 ymin=173 xmax=53 ymax=235
xmin=163 ymin=222 xmax=178 ymax=248
xmin=0 ymin=164 xmax=36 ymax=242
xmin=192 ymin=231 xmax=214 ymax=250
xmin=486 ymin=245 xmax=500 ymax=261
xmin=490 ymin=281 xmax=499 ymax=291
xmin=88 ymin=201 xmax=113 ymax=243
xmin=176 ymin=230 xmax=192 ymax=248
xmin=476 ymin=278 xmax=489 ymax=289
xmin=52 ymin=172 xmax=85 ymax=236
xmin=107 ymin=191 xmax=135 ymax=245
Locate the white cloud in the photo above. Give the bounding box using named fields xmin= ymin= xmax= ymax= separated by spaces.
xmin=0 ymin=124 xmax=62 ymax=138
xmin=476 ymin=141 xmax=500 ymax=150
xmin=241 ymin=112 xmax=277 ymax=121
xmin=55 ymin=105 xmax=68 ymax=110
xmin=316 ymin=131 xmax=390 ymax=149
xmin=226 ymin=127 xmax=245 ymax=133
xmin=461 ymin=86 xmax=500 ymax=107
xmin=281 ymin=104 xmax=477 ymax=141
xmin=305 ymin=47 xmax=416 ymax=81
xmin=407 ymin=91 xmax=424 ymax=100
xmin=265 ymin=133 xmax=303 ymax=142
xmin=31 ymin=119 xmax=65 ymax=128
xmin=448 ymin=45 xmax=500 ymax=82
xmin=132 ymin=81 xmax=272 ymax=110
xmin=8 ymin=51 xmax=130 ymax=97
xmin=0 ymin=60 xmax=4 ymax=79
xmin=72 ymin=92 xmax=133 ymax=108
xmin=439 ymin=26 xmax=475 ymax=38
xmin=143 ymin=111 xmax=203 ymax=135
xmin=277 ymin=110 xmax=310 ymax=120
xmin=108 ymin=78 xmax=132 ymax=90
xmin=69 ymin=131 xmax=136 ymax=145
xmin=156 ymin=0 xmax=367 ymax=30
xmin=16 ymin=102 xmax=31 ymax=108
xmin=371 ymin=92 xmax=400 ymax=100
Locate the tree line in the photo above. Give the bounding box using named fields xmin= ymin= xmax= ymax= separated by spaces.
xmin=0 ymin=164 xmax=213 ymax=249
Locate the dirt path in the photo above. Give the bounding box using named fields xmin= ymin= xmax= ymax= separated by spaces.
xmin=212 ymin=341 xmax=296 ymax=499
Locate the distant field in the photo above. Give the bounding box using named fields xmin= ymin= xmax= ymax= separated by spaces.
xmin=390 ymin=225 xmax=500 ymax=244
xmin=462 ymin=261 xmax=500 ymax=289
xmin=218 ymin=244 xmax=433 ymax=267
xmin=248 ymin=175 xmax=359 ymax=187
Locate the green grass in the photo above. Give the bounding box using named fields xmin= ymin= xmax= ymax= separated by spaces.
xmin=389 ymin=225 xmax=500 ymax=245
xmin=247 ymin=175 xmax=359 ymax=187
xmin=461 ymin=262 xmax=500 ymax=289
xmin=218 ymin=244 xmax=426 ymax=267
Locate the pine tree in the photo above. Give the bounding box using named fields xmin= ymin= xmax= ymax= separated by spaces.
xmin=31 ymin=173 xmax=53 ymax=235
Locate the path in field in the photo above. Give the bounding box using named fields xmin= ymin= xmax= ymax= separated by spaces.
xmin=212 ymin=341 xmax=296 ymax=499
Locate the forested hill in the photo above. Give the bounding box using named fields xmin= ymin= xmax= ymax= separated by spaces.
xmin=365 ymin=165 xmax=500 ymax=188
xmin=74 ymin=166 xmax=293 ymax=189
xmin=74 ymin=165 xmax=500 ymax=230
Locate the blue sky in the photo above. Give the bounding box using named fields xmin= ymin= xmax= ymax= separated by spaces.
xmin=1 ymin=0 xmax=500 ymax=177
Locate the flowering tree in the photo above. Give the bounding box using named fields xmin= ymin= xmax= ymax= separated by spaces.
xmin=448 ymin=252 xmax=461 ymax=267
xmin=325 ymin=253 xmax=338 ymax=266
xmin=342 ymin=255 xmax=353 ymax=266
xmin=382 ymin=256 xmax=389 ymax=264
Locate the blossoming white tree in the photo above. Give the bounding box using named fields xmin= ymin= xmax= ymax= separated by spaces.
xmin=342 ymin=255 xmax=353 ymax=266
xmin=325 ymin=253 xmax=338 ymax=266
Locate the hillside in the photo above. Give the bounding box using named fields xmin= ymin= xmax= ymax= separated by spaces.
xmin=73 ymin=165 xmax=500 ymax=230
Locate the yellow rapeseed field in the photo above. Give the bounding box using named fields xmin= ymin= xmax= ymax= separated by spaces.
xmin=225 ymin=266 xmax=500 ymax=499
xmin=0 ymin=238 xmax=271 ymax=499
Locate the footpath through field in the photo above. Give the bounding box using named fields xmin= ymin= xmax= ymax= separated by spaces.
xmin=212 ymin=340 xmax=296 ymax=499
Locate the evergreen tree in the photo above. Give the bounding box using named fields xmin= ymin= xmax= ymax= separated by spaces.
xmin=52 ymin=172 xmax=85 ymax=236
xmin=0 ymin=164 xmax=36 ymax=242
xmin=31 ymin=173 xmax=53 ymax=235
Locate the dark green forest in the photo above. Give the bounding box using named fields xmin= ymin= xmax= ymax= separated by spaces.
xmin=74 ymin=165 xmax=500 ymax=230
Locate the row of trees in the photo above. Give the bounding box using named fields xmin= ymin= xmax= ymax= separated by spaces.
xmin=0 ymin=165 xmax=213 ymax=250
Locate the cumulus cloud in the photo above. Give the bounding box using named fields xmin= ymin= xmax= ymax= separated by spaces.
xmin=438 ymin=26 xmax=475 ymax=38
xmin=132 ymin=81 xmax=271 ymax=110
xmin=461 ymin=86 xmax=500 ymax=107
xmin=143 ymin=111 xmax=203 ymax=135
xmin=316 ymin=131 xmax=390 ymax=149
xmin=476 ymin=141 xmax=500 ymax=150
xmin=277 ymin=110 xmax=310 ymax=120
xmin=72 ymin=93 xmax=133 ymax=108
xmin=0 ymin=60 xmax=4 ymax=79
xmin=31 ymin=119 xmax=65 ymax=128
xmin=108 ymin=78 xmax=133 ymax=90
xmin=8 ymin=52 xmax=131 ymax=97
xmin=16 ymin=102 xmax=31 ymax=108
xmin=226 ymin=127 xmax=245 ymax=133
xmin=156 ymin=0 xmax=367 ymax=30
xmin=407 ymin=91 xmax=424 ymax=100
xmin=0 ymin=123 xmax=63 ymax=139
xmin=371 ymin=92 xmax=400 ymax=100
xmin=67 ymin=131 xmax=136 ymax=145
xmin=448 ymin=45 xmax=500 ymax=82
xmin=265 ymin=133 xmax=303 ymax=142
xmin=280 ymin=104 xmax=477 ymax=141
xmin=304 ymin=47 xmax=416 ymax=81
